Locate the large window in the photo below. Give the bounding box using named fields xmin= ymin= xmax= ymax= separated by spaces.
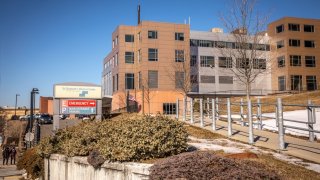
xmin=175 ymin=50 xmax=185 ymax=62
xmin=148 ymin=70 xmax=158 ymax=88
xmin=278 ymin=76 xmax=286 ymax=91
xmin=148 ymin=30 xmax=157 ymax=39
xmin=288 ymin=23 xmax=300 ymax=31
xmin=305 ymin=56 xmax=316 ymax=67
xmin=115 ymin=53 xmax=118 ymax=66
xmin=304 ymin=25 xmax=314 ymax=32
xmin=306 ymin=76 xmax=317 ymax=90
xmin=277 ymin=56 xmax=285 ymax=68
xmin=200 ymin=76 xmax=215 ymax=83
xmin=175 ymin=72 xmax=184 ymax=89
xmin=125 ymin=34 xmax=134 ymax=42
xmin=190 ymin=55 xmax=197 ymax=66
xmin=305 ymin=40 xmax=315 ymax=48
xmin=277 ymin=40 xmax=284 ymax=49
xmin=163 ymin=103 xmax=176 ymax=115
xmin=175 ymin=32 xmax=184 ymax=41
xmin=125 ymin=52 xmax=134 ymax=64
xmin=253 ymin=59 xmax=266 ymax=69
xmin=148 ymin=48 xmax=158 ymax=61
xmin=219 ymin=76 xmax=233 ymax=84
xmin=291 ymin=75 xmax=302 ymax=91
xmin=289 ymin=39 xmax=300 ymax=47
xmin=200 ymin=56 xmax=214 ymax=67
xmin=219 ymin=57 xmax=232 ymax=68
xmin=236 ymin=58 xmax=249 ymax=68
xmin=125 ymin=73 xmax=134 ymax=89
xmin=276 ymin=24 xmax=284 ymax=33
xmin=290 ymin=55 xmax=301 ymax=66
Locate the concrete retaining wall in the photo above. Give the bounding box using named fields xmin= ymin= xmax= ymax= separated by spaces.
xmin=45 ymin=154 xmax=152 ymax=180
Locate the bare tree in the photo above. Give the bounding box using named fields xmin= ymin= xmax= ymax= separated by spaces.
xmin=140 ymin=77 xmax=156 ymax=115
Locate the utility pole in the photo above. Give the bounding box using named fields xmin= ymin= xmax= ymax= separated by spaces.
xmin=14 ymin=94 xmax=20 ymax=119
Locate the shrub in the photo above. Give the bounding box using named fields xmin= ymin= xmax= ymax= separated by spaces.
xmin=17 ymin=148 xmax=44 ymax=180
xmin=149 ymin=151 xmax=281 ymax=180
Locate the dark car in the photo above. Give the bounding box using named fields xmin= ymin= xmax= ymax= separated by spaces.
xmin=37 ymin=114 xmax=53 ymax=124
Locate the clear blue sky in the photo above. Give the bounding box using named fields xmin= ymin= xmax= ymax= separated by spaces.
xmin=1 ymin=0 xmax=320 ymax=108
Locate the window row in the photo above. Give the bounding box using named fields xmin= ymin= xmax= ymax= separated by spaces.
xmin=105 ymin=53 xmax=118 ymax=69
xmin=277 ymin=39 xmax=316 ymax=48
xmin=124 ymin=49 xmax=185 ymax=63
xmin=124 ymin=32 xmax=185 ymax=42
xmin=277 ymin=55 xmax=316 ymax=67
xmin=190 ymin=39 xmax=270 ymax=51
xmin=200 ymin=76 xmax=233 ymax=84
xmin=278 ymin=75 xmax=317 ymax=91
xmin=276 ymin=24 xmax=315 ymax=33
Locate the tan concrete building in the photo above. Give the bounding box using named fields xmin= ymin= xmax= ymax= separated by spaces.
xmin=102 ymin=21 xmax=190 ymax=114
xmin=268 ymin=17 xmax=320 ymax=91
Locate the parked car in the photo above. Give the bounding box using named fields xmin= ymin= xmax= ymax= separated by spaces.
xmin=37 ymin=114 xmax=53 ymax=124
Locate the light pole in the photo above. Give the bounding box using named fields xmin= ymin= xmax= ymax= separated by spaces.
xmin=27 ymin=88 xmax=39 ymax=148
xmin=14 ymin=94 xmax=20 ymax=119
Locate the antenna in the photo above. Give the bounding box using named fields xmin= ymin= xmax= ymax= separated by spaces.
xmin=188 ymin=16 xmax=191 ymax=25
xmin=137 ymin=3 xmax=141 ymax=24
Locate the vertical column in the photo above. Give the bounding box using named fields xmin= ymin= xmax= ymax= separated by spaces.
xmin=248 ymin=99 xmax=254 ymax=144
xmin=307 ymin=100 xmax=315 ymax=142
xmin=212 ymin=98 xmax=216 ymax=131
xmin=277 ymin=98 xmax=285 ymax=150
xmin=190 ymin=98 xmax=194 ymax=124
xmin=227 ymin=98 xmax=232 ymax=137
xmin=53 ymin=98 xmax=60 ymax=131
xmin=200 ymin=98 xmax=204 ymax=127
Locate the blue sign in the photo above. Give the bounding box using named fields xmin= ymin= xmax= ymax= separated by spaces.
xmin=61 ymin=107 xmax=96 ymax=114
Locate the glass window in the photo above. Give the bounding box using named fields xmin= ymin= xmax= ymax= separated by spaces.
xmin=277 ymin=40 xmax=284 ymax=49
xmin=115 ymin=36 xmax=118 ymax=45
xmin=218 ymin=57 xmax=232 ymax=68
xmin=148 ymin=48 xmax=158 ymax=61
xmin=175 ymin=32 xmax=184 ymax=41
xmin=289 ymin=39 xmax=300 ymax=47
xmin=116 ymin=74 xmax=118 ymax=91
xmin=306 ymin=76 xmax=317 ymax=90
xmin=278 ymin=76 xmax=286 ymax=91
xmin=163 ymin=103 xmax=176 ymax=115
xmin=277 ymin=56 xmax=285 ymax=68
xmin=175 ymin=50 xmax=185 ymax=62
xmin=148 ymin=70 xmax=158 ymax=88
xmin=219 ymin=76 xmax=233 ymax=84
xmin=115 ymin=53 xmax=118 ymax=66
xmin=125 ymin=73 xmax=134 ymax=89
xmin=290 ymin=75 xmax=302 ymax=91
xmin=175 ymin=72 xmax=184 ymax=89
xmin=200 ymin=76 xmax=215 ymax=83
xmin=125 ymin=52 xmax=134 ymax=64
xmin=276 ymin=24 xmax=284 ymax=33
xmin=112 ymin=40 xmax=115 ymax=48
xmin=253 ymin=59 xmax=266 ymax=69
xmin=290 ymin=55 xmax=301 ymax=66
xmin=190 ymin=75 xmax=198 ymax=84
xmin=138 ymin=49 xmax=141 ymax=62
xmin=200 ymin=56 xmax=214 ymax=67
xmin=304 ymin=25 xmax=314 ymax=32
xmin=305 ymin=40 xmax=315 ymax=48
xmin=190 ymin=55 xmax=197 ymax=66
xmin=125 ymin=34 xmax=134 ymax=42
xmin=305 ymin=56 xmax=316 ymax=67
xmin=236 ymin=58 xmax=249 ymax=68
xmin=288 ymin=23 xmax=300 ymax=31
xmin=137 ymin=32 xmax=141 ymax=41
xmin=148 ymin=30 xmax=157 ymax=39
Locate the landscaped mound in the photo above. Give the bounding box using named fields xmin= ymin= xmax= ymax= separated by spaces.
xmin=149 ymin=151 xmax=281 ymax=180
xmin=37 ymin=114 xmax=188 ymax=162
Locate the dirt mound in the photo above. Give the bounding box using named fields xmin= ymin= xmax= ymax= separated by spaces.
xmin=225 ymin=152 xmax=258 ymax=159
xmin=150 ymin=151 xmax=280 ymax=180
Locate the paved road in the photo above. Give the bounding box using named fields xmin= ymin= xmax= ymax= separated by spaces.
xmin=181 ymin=116 xmax=320 ymax=164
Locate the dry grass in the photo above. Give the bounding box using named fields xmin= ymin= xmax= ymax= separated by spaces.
xmin=184 ymin=124 xmax=224 ymax=139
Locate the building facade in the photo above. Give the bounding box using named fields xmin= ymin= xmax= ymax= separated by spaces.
xmin=268 ymin=17 xmax=320 ymax=91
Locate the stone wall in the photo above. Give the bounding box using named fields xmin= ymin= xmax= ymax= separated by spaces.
xmin=45 ymin=154 xmax=152 ymax=180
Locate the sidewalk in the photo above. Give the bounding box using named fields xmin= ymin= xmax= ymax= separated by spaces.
xmin=182 ymin=117 xmax=320 ymax=164
xmin=0 ymin=161 xmax=24 ymax=180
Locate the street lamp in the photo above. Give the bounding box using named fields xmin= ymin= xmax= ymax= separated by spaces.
xmin=27 ymin=88 xmax=39 ymax=148
xmin=14 ymin=94 xmax=20 ymax=119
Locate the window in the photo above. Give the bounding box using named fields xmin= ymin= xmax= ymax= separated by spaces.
xmin=175 ymin=32 xmax=184 ymax=41
xmin=137 ymin=32 xmax=141 ymax=41
xmin=175 ymin=72 xmax=184 ymax=89
xmin=305 ymin=56 xmax=316 ymax=67
xmin=125 ymin=34 xmax=134 ymax=42
xmin=113 ymin=76 xmax=115 ymax=92
xmin=190 ymin=55 xmax=197 ymax=66
xmin=304 ymin=40 xmax=315 ymax=48
xmin=138 ymin=49 xmax=141 ymax=62
xmin=115 ymin=36 xmax=118 ymax=45
xmin=200 ymin=56 xmax=214 ymax=67
xmin=116 ymin=74 xmax=118 ymax=91
xmin=304 ymin=25 xmax=314 ymax=32
xmin=276 ymin=24 xmax=284 ymax=33
xmin=277 ymin=40 xmax=284 ymax=49
xmin=289 ymin=39 xmax=300 ymax=47
xmin=175 ymin=50 xmax=184 ymax=62
xmin=148 ymin=30 xmax=157 ymax=39
xmin=104 ymin=62 xmax=107 ymax=69
xmin=277 ymin=56 xmax=285 ymax=68
xmin=288 ymin=23 xmax=300 ymax=31
xmin=253 ymin=59 xmax=266 ymax=69
xmin=163 ymin=103 xmax=176 ymax=115
xmin=112 ymin=40 xmax=115 ymax=48
xmin=190 ymin=75 xmax=198 ymax=84
xmin=291 ymin=75 xmax=302 ymax=91
xmin=236 ymin=58 xmax=249 ymax=68
xmin=125 ymin=52 xmax=134 ymax=64
xmin=200 ymin=76 xmax=215 ymax=83
xmin=218 ymin=57 xmax=232 ymax=68
xmin=306 ymin=76 xmax=317 ymax=90
xmin=138 ymin=72 xmax=142 ymax=89
xmin=148 ymin=48 xmax=158 ymax=61
xmin=115 ymin=53 xmax=118 ymax=66
xmin=278 ymin=76 xmax=286 ymax=91
xmin=216 ymin=41 xmax=226 ymax=48
xmin=148 ymin=70 xmax=158 ymax=88
xmin=290 ymin=55 xmax=301 ymax=66
xmin=219 ymin=76 xmax=233 ymax=84
xmin=125 ymin=73 xmax=134 ymax=89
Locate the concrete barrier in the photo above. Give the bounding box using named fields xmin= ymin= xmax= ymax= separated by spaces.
xmin=45 ymin=154 xmax=152 ymax=180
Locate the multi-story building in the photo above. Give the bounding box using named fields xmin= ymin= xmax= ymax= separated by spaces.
xmin=268 ymin=17 xmax=320 ymax=91
xmin=102 ymin=21 xmax=190 ymax=114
